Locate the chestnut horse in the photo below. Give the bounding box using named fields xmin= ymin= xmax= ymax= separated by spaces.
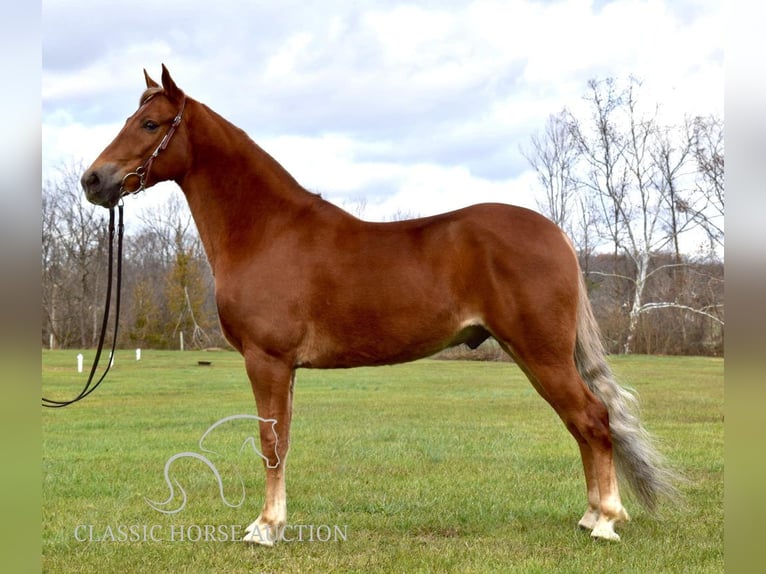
xmin=81 ymin=65 xmax=676 ymax=543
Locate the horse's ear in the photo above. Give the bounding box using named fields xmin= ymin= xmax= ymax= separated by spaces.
xmin=144 ymin=69 xmax=160 ymax=89
xmin=160 ymin=64 xmax=183 ymax=101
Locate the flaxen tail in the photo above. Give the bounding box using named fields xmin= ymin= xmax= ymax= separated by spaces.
xmin=574 ymin=273 xmax=681 ymax=514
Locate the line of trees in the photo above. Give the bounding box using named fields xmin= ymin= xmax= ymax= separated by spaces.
xmin=523 ymin=76 xmax=723 ymax=355
xmin=41 ymin=76 xmax=723 ymax=355
xmin=42 ymin=163 xmax=223 ymax=351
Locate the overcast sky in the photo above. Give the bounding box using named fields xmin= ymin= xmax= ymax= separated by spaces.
xmin=42 ymin=0 xmax=723 ymax=221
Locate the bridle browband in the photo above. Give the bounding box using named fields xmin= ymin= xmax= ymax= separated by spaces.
xmin=119 ymin=95 xmax=187 ymax=197
xmin=42 ymin=95 xmax=186 ymax=408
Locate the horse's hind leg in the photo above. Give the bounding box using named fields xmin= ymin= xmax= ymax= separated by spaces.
xmin=537 ymin=361 xmax=628 ymax=540
xmin=576 ymin=442 xmax=602 ymax=531
xmin=500 ymin=338 xmax=629 ymax=540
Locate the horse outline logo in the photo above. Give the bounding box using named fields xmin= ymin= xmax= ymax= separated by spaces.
xmin=145 ymin=414 xmax=279 ymax=514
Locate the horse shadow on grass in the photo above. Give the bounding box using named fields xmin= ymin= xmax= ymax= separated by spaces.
xmin=145 ymin=414 xmax=279 ymax=514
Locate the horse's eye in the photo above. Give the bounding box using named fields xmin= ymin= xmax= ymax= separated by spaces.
xmin=143 ymin=120 xmax=160 ymax=132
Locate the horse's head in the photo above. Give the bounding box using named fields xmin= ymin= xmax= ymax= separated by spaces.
xmin=81 ymin=65 xmax=190 ymax=208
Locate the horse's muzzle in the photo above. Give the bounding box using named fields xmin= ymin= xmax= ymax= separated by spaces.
xmin=81 ymin=164 xmax=122 ymax=208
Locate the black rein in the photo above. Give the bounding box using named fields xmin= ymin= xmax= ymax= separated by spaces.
xmin=42 ymin=204 xmax=124 ymax=408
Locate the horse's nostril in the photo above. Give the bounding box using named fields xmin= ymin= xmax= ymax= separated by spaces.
xmin=82 ymin=170 xmax=100 ymax=192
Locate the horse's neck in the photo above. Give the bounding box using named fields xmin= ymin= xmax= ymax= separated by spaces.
xmin=178 ymin=101 xmax=333 ymax=270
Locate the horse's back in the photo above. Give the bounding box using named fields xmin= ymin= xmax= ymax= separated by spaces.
xmin=405 ymin=202 xmax=577 ymax=277
xmin=290 ymin=202 xmax=579 ymax=367
xmin=339 ymin=202 xmax=569 ymax=257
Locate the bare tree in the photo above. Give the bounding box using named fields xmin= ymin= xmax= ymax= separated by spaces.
xmin=527 ymin=77 xmax=724 ymax=354
xmin=571 ymin=192 xmax=603 ymax=279
xmin=690 ymin=114 xmax=725 ymax=249
xmin=137 ymin=195 xmax=213 ymax=349
xmin=617 ymin=79 xmax=668 ymax=354
xmin=571 ymin=78 xmax=632 ymax=260
xmin=42 ymin=161 xmax=110 ymax=348
xmin=523 ymin=109 xmax=580 ymax=229
xmin=589 ymin=79 xmax=723 ymax=353
xmin=523 ymin=108 xmax=604 ymax=278
xmin=42 ymin=163 xmax=228 ymax=350
xmin=342 ymin=196 xmax=368 ymax=219
xmin=651 ymin=118 xmax=696 ymax=263
xmin=385 ymin=208 xmax=421 ymax=222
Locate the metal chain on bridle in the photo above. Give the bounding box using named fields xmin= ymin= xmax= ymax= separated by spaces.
xmin=42 ymin=96 xmax=186 ymax=408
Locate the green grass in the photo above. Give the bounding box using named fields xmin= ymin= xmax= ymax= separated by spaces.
xmin=42 ymin=351 xmax=723 ymax=573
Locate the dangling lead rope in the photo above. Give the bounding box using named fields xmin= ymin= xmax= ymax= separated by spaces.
xmin=43 ymin=204 xmax=124 ymax=408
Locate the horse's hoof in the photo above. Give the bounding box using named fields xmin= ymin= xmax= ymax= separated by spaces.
xmin=243 ymin=519 xmax=277 ymax=546
xmin=590 ymin=522 xmax=622 ymax=542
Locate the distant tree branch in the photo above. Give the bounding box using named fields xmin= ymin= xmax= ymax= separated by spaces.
xmin=638 ymin=302 xmax=724 ymax=325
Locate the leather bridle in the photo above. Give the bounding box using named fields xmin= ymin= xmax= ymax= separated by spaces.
xmin=42 ymin=96 xmax=186 ymax=407
xmin=119 ymin=95 xmax=187 ymax=197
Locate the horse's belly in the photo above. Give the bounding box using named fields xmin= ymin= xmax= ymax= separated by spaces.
xmin=296 ymin=314 xmax=488 ymax=369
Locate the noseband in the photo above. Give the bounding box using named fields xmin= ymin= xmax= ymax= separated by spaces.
xmin=120 ymin=95 xmax=187 ymax=196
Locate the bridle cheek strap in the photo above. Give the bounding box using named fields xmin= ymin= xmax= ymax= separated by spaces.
xmin=120 ymin=96 xmax=186 ymax=197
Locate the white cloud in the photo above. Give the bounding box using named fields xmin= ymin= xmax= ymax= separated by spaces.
xmin=372 ymin=163 xmax=539 ymax=219
xmin=42 ymin=112 xmax=123 ymax=173
xmin=42 ymin=0 xmax=723 ymax=222
xmin=261 ymin=133 xmax=539 ymax=221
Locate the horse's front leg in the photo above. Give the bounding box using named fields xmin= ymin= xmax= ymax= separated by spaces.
xmin=241 ymin=350 xmax=295 ymax=546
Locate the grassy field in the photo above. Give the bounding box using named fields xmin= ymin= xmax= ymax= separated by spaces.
xmin=42 ymin=351 xmax=723 ymax=573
